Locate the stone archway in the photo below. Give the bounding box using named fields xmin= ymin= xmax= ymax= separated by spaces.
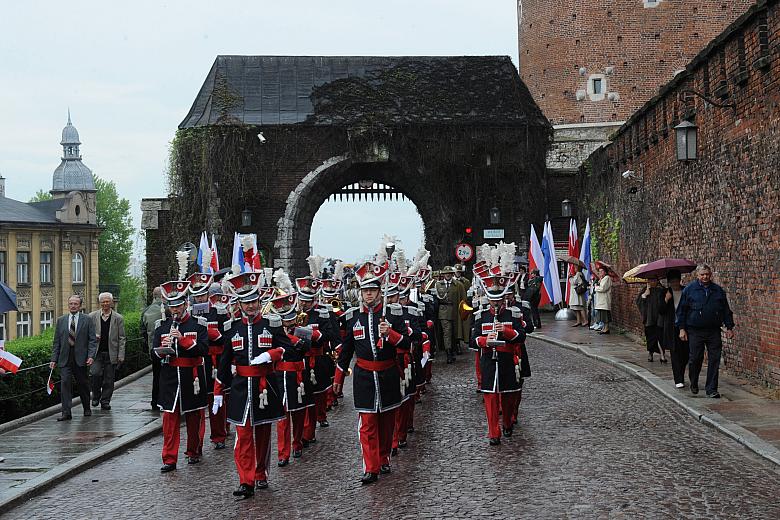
xmin=274 ymin=156 xmax=436 ymax=275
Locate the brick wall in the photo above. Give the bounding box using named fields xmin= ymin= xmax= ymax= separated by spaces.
xmin=579 ymin=1 xmax=780 ymax=386
xmin=519 ymin=0 xmax=755 ymax=125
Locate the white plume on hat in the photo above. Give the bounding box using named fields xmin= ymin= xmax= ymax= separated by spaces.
xmin=489 ymin=246 xmax=500 ymax=269
xmin=262 ymin=267 xmax=274 ymax=286
xmin=307 ymin=255 xmax=324 ymax=278
xmin=333 ymin=260 xmax=344 ymax=281
xmin=273 ymin=268 xmax=293 ymax=294
xmin=499 ymin=242 xmax=517 ymax=275
xmin=376 ymin=234 xmax=399 ymax=266
xmin=477 ymin=244 xmax=492 ymax=263
xmin=176 ymin=250 xmax=189 ymax=280
xmin=202 ymin=248 xmax=212 ymax=272
xmin=240 ymin=234 xmax=255 ymax=252
xmin=393 ymin=249 xmax=407 ymax=274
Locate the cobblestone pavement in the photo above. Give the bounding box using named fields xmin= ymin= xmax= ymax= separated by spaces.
xmin=8 ymin=339 xmax=780 ymax=519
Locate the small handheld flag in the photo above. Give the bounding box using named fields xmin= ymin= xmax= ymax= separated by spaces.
xmin=46 ymin=368 xmax=55 ymax=395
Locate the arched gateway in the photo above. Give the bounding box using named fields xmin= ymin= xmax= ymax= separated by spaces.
xmin=142 ymin=56 xmax=551 ymax=284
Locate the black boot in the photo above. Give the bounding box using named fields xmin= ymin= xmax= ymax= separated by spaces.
xmin=160 ymin=463 xmax=177 ymax=473
xmin=361 ymin=472 xmax=378 ymax=485
xmin=380 ymin=464 xmax=391 ymax=474
xmin=489 ymin=437 xmax=501 ymax=446
xmin=232 ymin=483 xmax=254 ymax=498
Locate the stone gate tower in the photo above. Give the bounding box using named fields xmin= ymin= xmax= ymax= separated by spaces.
xmin=518 ymin=0 xmax=755 ymax=184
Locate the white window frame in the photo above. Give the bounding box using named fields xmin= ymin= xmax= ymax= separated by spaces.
xmin=17 ymin=252 xmax=29 ymax=285
xmin=40 ymin=311 xmax=53 ymax=331
xmin=587 ymin=74 xmax=607 ymax=101
xmin=16 ymin=312 xmax=31 ymax=338
xmin=40 ymin=252 xmax=52 ymax=284
xmin=72 ymin=252 xmax=84 ymax=284
xmin=643 ymin=0 xmax=662 ymax=8
xmin=0 ymin=314 xmax=5 ymax=341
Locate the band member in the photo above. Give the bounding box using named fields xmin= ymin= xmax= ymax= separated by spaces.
xmin=153 ymin=279 xmax=209 ymax=472
xmin=332 ymin=261 xmax=408 ymax=485
xmin=187 ymin=273 xmax=230 ymax=452
xmin=470 ymin=272 xmax=529 ymax=446
xmin=273 ymin=291 xmax=316 ymax=466
xmin=213 ymin=272 xmax=290 ymax=498
xmin=415 ymin=266 xmax=436 ymax=386
xmin=318 ymin=263 xmax=344 ymax=411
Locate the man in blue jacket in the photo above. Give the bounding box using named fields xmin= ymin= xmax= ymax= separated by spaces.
xmin=676 ymin=264 xmax=735 ymax=398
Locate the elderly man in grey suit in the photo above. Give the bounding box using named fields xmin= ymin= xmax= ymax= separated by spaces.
xmin=50 ymin=295 xmax=97 ymax=421
xmin=89 ymin=292 xmax=126 ymax=410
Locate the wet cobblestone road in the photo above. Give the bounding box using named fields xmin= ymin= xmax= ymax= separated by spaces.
xmin=9 ymin=339 xmax=780 ymax=519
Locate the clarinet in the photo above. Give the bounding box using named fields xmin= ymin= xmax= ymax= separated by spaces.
xmin=491 ymin=308 xmax=501 ymax=362
xmin=171 ymin=315 xmax=181 ymax=356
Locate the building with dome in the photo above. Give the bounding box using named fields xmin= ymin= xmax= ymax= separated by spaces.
xmin=0 ymin=113 xmax=100 ymax=341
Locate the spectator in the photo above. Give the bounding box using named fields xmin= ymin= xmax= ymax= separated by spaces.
xmin=523 ymin=269 xmax=542 ymax=329
xmin=141 ymin=287 xmax=164 ymax=410
xmin=568 ymin=265 xmax=588 ymax=326
xmin=50 ymin=295 xmax=97 ymax=421
xmin=89 ymin=292 xmax=126 ymax=410
xmin=660 ymin=269 xmax=688 ymax=388
xmin=636 ymin=279 xmax=667 ymax=362
xmin=593 ymin=267 xmax=612 ymax=334
xmin=676 ymin=264 xmax=734 ymax=398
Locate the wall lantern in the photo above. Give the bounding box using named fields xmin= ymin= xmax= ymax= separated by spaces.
xmin=489 ymin=206 xmax=501 ymax=225
xmin=674 ymin=120 xmax=697 ymax=161
xmin=561 ymin=199 xmax=573 ymax=217
xmin=241 ymin=208 xmax=252 ymax=227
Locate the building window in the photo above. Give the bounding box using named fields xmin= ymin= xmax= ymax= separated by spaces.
xmin=17 ymin=252 xmax=30 ymax=285
xmin=40 ymin=311 xmax=53 ymax=331
xmin=72 ymin=252 xmax=84 ymax=283
xmin=0 ymin=314 xmax=5 ymax=341
xmin=587 ymin=74 xmax=607 ymax=101
xmin=16 ymin=312 xmax=31 ymax=338
xmin=0 ymin=251 xmax=5 ymax=284
xmin=40 ymin=252 xmax=52 ymax=284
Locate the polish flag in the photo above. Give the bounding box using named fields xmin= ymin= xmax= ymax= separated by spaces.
xmin=565 ymin=219 xmax=580 ymax=304
xmin=210 ymin=234 xmax=220 ymax=272
xmin=46 ymin=368 xmax=55 ymax=395
xmin=528 ymin=224 xmax=551 ymax=306
xmin=0 ymin=348 xmax=22 ymax=374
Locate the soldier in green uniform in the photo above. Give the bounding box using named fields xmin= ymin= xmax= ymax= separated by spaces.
xmin=435 ymin=266 xmax=466 ymax=363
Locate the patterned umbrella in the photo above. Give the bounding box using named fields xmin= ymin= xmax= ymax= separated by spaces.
xmin=592 ymin=260 xmax=620 ymax=281
xmin=634 ymin=258 xmax=697 ymax=280
xmin=0 ymin=282 xmax=17 ymax=313
xmin=622 ymin=263 xmax=649 ymax=284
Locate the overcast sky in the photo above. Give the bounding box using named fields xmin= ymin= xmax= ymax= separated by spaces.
xmin=0 ymin=1 xmax=519 ymax=262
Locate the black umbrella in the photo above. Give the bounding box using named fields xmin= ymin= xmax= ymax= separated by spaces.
xmin=0 ymin=282 xmax=17 ymax=313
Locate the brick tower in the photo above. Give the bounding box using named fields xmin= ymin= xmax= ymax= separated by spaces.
xmin=518 ymin=0 xmax=756 ymax=186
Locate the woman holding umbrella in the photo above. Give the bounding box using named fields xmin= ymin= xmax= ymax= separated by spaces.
xmin=636 ymin=278 xmax=667 ymax=362
xmin=567 ymin=261 xmax=588 ymax=326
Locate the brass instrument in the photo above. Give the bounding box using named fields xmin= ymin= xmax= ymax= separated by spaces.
xmin=295 ymin=311 xmax=309 ymax=326
xmin=260 ymin=287 xmax=287 ymax=315
xmin=325 ymin=297 xmax=343 ymax=314
xmin=459 ymin=300 xmax=474 ymax=322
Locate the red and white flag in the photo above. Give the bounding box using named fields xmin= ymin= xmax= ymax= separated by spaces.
xmin=565 ymin=219 xmax=580 ymax=304
xmin=0 ymin=349 xmax=22 ymax=374
xmin=47 ymin=368 xmax=55 ymax=395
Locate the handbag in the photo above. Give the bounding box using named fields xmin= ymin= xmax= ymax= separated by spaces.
xmin=574 ymin=275 xmax=587 ymax=295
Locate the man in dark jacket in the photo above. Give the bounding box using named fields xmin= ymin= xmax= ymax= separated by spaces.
xmin=676 ymin=264 xmax=735 ymax=398
xmin=523 ymin=269 xmax=543 ymax=329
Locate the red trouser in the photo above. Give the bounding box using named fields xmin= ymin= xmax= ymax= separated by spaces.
xmin=162 ymin=407 xmax=202 ymax=465
xmin=303 ymin=393 xmax=328 ymax=441
xmin=277 ymin=409 xmax=306 ymax=460
xmin=200 ymin=393 xmax=229 ymax=447
xmin=425 ymin=361 xmax=432 ymax=383
xmin=359 ymin=409 xmax=397 ymax=474
xmin=326 ymin=387 xmax=337 ymax=406
xmin=234 ymin=423 xmax=272 ymax=485
xmin=483 ymin=392 xmax=520 ymax=439
xmin=392 ymin=399 xmax=414 ymax=448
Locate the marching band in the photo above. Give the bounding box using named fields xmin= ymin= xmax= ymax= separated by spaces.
xmin=151 ymin=236 xmax=531 ymax=496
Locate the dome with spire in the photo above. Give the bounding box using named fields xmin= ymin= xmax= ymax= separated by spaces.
xmin=52 ymin=112 xmax=95 ymax=194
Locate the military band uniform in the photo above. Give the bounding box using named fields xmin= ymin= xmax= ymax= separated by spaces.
xmin=302 ymin=304 xmax=338 ymax=442
xmin=334 ymin=303 xmax=409 ymax=476
xmin=153 ymin=312 xmax=209 ymax=466
xmin=215 ymin=313 xmax=291 ymax=490
xmin=201 ymin=304 xmax=230 ymax=448
xmin=470 ymin=304 xmax=529 ymax=441
xmin=276 ymin=327 xmax=315 ymax=463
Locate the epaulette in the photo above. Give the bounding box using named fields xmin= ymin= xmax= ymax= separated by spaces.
xmin=473 ymin=309 xmax=483 ymax=320
xmin=417 ymin=302 xmax=426 ymax=312
xmin=421 ymin=293 xmax=433 ymax=303
xmin=196 ymin=316 xmax=208 ymax=327
xmin=216 ymin=307 xmax=228 ymax=315
xmin=223 ymin=318 xmax=234 ymax=331
xmin=511 ymin=306 xmax=522 ymax=319
xmin=324 ymin=303 xmax=334 ymax=312
xmin=268 ymin=315 xmax=282 ymax=328
xmin=154 ymin=318 xmax=164 ymax=330
xmin=406 ymin=305 xmax=420 ymax=317
xmin=387 ymin=303 xmax=403 ymax=316
xmin=344 ymin=306 xmax=358 ymax=321
xmin=521 ymin=300 xmax=532 ymax=311
xmin=317 ymin=308 xmax=331 ymax=319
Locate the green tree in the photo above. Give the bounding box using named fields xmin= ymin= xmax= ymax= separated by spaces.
xmin=94 ymin=175 xmax=133 ymax=286
xmin=28 ymin=189 xmax=52 ymax=202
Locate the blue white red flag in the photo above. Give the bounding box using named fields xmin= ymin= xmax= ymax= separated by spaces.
xmin=529 ymin=225 xmax=551 ymax=306
xmin=579 ymin=218 xmax=593 ymax=286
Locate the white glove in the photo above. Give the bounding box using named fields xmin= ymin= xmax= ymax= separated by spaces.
xmin=421 ymin=352 xmax=430 ymax=367
xmin=211 ymin=395 xmax=223 ymax=415
xmin=250 ymin=352 xmax=272 ymax=365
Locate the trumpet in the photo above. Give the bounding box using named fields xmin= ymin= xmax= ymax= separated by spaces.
xmin=325 ymin=297 xmax=343 ymax=314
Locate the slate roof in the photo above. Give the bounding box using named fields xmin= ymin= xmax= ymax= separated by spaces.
xmin=52 ymin=159 xmax=94 ymax=192
xmin=180 ymin=56 xmax=549 ymax=129
xmin=0 ymin=196 xmax=60 ymax=224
